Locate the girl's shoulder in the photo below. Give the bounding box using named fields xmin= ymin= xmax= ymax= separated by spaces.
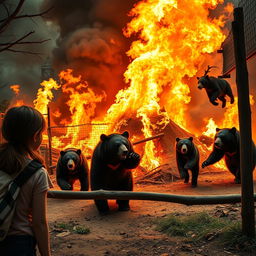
xmin=30 ymin=166 xmax=54 ymax=193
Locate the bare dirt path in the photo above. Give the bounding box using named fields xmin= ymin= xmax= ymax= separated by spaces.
xmin=47 ymin=172 xmax=256 ymax=256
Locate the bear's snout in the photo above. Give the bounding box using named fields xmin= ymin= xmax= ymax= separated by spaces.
xmin=214 ymin=137 xmax=223 ymax=149
xmin=67 ymin=159 xmax=75 ymax=171
xmin=118 ymin=144 xmax=129 ymax=160
xmin=198 ymin=83 xmax=204 ymax=89
xmin=181 ymin=144 xmax=188 ymax=154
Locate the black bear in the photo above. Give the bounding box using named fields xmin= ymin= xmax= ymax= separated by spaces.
xmin=90 ymin=131 xmax=141 ymax=213
xmin=176 ymin=137 xmax=200 ymax=187
xmin=202 ymin=127 xmax=256 ymax=183
xmin=56 ymin=148 xmax=89 ymax=191
xmin=197 ymin=66 xmax=234 ymax=108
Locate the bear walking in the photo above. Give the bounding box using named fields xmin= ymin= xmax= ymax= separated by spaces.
xmin=176 ymin=137 xmax=200 ymax=187
xmin=90 ymin=131 xmax=141 ymax=213
xmin=202 ymin=127 xmax=256 ymax=183
xmin=56 ymin=148 xmax=89 ymax=191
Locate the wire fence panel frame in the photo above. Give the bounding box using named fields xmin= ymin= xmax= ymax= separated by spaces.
xmin=222 ymin=0 xmax=256 ymax=74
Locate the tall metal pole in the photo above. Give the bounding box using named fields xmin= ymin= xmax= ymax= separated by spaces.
xmin=47 ymin=106 xmax=53 ymax=174
xmin=232 ymin=7 xmax=255 ymax=238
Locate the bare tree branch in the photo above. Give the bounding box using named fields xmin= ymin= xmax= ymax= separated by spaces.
xmin=5 ymin=48 xmax=43 ymax=56
xmin=0 ymin=0 xmax=25 ymax=33
xmin=2 ymin=6 xmax=54 ymax=22
xmin=0 ymin=1 xmax=53 ymax=55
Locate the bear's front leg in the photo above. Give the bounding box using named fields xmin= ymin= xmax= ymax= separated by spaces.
xmin=209 ymin=91 xmax=220 ymax=106
xmin=191 ymin=166 xmax=199 ymax=188
xmin=183 ymin=169 xmax=189 ymax=184
xmin=58 ymin=179 xmax=73 ymax=190
xmin=117 ymin=200 xmax=130 ymax=211
xmin=94 ymin=199 xmax=109 ymax=213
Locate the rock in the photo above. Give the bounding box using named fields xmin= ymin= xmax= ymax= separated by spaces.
xmin=56 ymin=231 xmax=71 ymax=237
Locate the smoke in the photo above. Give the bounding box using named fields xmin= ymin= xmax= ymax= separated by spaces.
xmin=41 ymin=0 xmax=138 ymax=118
xmin=0 ymin=0 xmax=57 ymax=104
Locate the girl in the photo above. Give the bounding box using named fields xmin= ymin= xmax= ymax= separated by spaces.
xmin=0 ymin=105 xmax=52 ymax=256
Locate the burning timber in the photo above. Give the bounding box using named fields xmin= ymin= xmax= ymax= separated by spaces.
xmin=47 ymin=190 xmax=256 ymax=206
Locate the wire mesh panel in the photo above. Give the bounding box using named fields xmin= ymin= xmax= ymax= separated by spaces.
xmin=49 ymin=123 xmax=111 ymax=155
xmin=222 ymin=0 xmax=256 ymax=74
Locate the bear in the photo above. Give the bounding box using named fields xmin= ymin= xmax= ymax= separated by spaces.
xmin=176 ymin=137 xmax=200 ymax=187
xmin=202 ymin=127 xmax=256 ymax=183
xmin=197 ymin=75 xmax=234 ymax=108
xmin=56 ymin=148 xmax=89 ymax=191
xmin=90 ymin=131 xmax=141 ymax=213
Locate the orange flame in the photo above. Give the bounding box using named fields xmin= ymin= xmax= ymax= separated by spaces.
xmin=100 ymin=0 xmax=228 ymax=169
xmin=31 ymin=0 xmax=232 ymax=171
xmin=33 ymin=78 xmax=61 ymax=115
xmin=10 ymin=85 xmax=20 ymax=95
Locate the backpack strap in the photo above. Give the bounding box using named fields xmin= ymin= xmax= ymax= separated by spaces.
xmin=0 ymin=160 xmax=43 ymax=225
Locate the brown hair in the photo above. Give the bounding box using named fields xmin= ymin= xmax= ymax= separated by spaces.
xmin=0 ymin=105 xmax=46 ymax=174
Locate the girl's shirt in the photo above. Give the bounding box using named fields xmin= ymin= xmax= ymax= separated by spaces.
xmin=8 ymin=167 xmax=53 ymax=236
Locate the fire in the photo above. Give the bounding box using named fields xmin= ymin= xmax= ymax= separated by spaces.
xmin=102 ymin=0 xmax=228 ymax=169
xmin=10 ymin=85 xmax=20 ymax=95
xmin=30 ymin=0 xmax=231 ymax=171
xmin=33 ymin=78 xmax=61 ymax=115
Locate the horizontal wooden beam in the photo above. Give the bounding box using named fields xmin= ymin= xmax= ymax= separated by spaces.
xmin=47 ymin=190 xmax=255 ymax=205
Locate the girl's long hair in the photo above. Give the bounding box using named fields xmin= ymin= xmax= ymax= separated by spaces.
xmin=0 ymin=105 xmax=46 ymax=174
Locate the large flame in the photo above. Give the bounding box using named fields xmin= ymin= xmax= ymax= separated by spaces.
xmin=101 ymin=0 xmax=228 ymax=168
xmin=21 ymin=0 xmax=232 ymax=171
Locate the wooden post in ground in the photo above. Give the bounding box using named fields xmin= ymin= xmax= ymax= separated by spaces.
xmin=232 ymin=7 xmax=255 ymax=238
xmin=47 ymin=106 xmax=53 ymax=174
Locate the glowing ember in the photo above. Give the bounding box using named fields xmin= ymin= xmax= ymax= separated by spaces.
xmin=10 ymin=85 xmax=20 ymax=95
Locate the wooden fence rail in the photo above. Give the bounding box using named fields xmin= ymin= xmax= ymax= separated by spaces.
xmin=47 ymin=190 xmax=256 ymax=205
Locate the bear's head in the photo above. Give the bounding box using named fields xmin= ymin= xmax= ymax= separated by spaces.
xmin=214 ymin=127 xmax=238 ymax=152
xmin=197 ymin=75 xmax=210 ymax=89
xmin=100 ymin=131 xmax=131 ymax=165
xmin=176 ymin=137 xmax=194 ymax=155
xmin=60 ymin=149 xmax=81 ymax=172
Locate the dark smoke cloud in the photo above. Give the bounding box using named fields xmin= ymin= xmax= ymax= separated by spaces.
xmin=0 ymin=0 xmax=57 ymax=103
xmin=41 ymin=0 xmax=138 ymax=118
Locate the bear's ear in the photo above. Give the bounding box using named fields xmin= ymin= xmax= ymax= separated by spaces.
xmin=197 ymin=77 xmax=200 ymax=80
xmin=122 ymin=131 xmax=129 ymax=139
xmin=100 ymin=134 xmax=108 ymax=141
xmin=216 ymin=127 xmax=221 ymax=132
xmin=76 ymin=149 xmax=81 ymax=155
xmin=205 ymin=75 xmax=209 ymax=79
xmin=189 ymin=137 xmax=193 ymax=141
xmin=60 ymin=151 xmax=65 ymax=156
xmin=230 ymin=127 xmax=236 ymax=134
xmin=176 ymin=137 xmax=180 ymax=142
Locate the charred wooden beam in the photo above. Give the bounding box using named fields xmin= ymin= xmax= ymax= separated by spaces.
xmin=47 ymin=190 xmax=256 ymax=205
xmin=218 ymin=74 xmax=231 ymax=79
xmin=133 ymin=133 xmax=164 ymax=145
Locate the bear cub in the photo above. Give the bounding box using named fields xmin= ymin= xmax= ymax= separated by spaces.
xmin=176 ymin=137 xmax=200 ymax=187
xmin=56 ymin=148 xmax=89 ymax=191
xmin=90 ymin=131 xmax=140 ymax=213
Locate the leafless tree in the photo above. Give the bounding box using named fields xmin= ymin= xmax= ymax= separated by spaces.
xmin=0 ymin=0 xmax=52 ymax=55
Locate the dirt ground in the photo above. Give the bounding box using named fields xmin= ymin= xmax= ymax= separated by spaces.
xmin=47 ymin=171 xmax=256 ymax=256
